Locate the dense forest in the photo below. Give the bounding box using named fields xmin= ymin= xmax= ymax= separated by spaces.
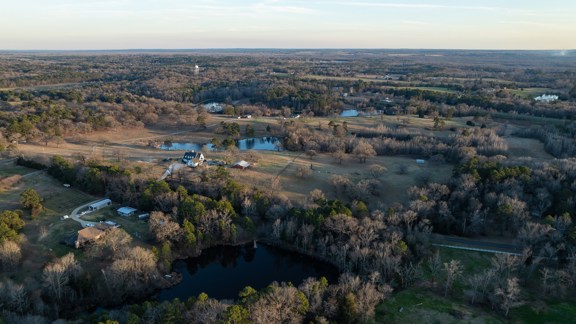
xmin=1 ymin=50 xmax=576 ymax=323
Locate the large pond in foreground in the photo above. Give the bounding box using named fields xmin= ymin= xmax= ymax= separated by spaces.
xmin=158 ymin=243 xmax=339 ymax=301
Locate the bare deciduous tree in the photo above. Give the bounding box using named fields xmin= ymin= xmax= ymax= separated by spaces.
xmin=495 ymin=277 xmax=520 ymax=317
xmin=0 ymin=279 xmax=29 ymax=315
xmin=295 ymin=166 xmax=312 ymax=178
xmin=42 ymin=253 xmax=81 ymax=303
xmin=0 ymin=240 xmax=21 ymax=271
xmin=368 ymin=164 xmax=387 ymax=178
xmin=443 ymin=259 xmax=462 ymax=297
xmin=427 ymin=251 xmax=442 ymax=285
xmin=352 ymin=140 xmax=376 ymax=163
xmin=149 ymin=211 xmax=182 ymax=243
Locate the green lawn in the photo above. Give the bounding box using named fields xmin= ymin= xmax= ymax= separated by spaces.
xmin=511 ymin=300 xmax=576 ymax=324
xmin=433 ymin=246 xmax=493 ymax=276
xmin=43 ymin=188 xmax=95 ymax=217
xmin=0 ymin=165 xmax=36 ymax=177
xmin=79 ymin=206 xmax=152 ymax=241
xmin=376 ymin=288 xmax=501 ymax=323
xmin=403 ymin=247 xmax=576 ymax=323
xmin=507 ymin=87 xmax=553 ymax=99
xmin=394 ymin=86 xmax=459 ymax=94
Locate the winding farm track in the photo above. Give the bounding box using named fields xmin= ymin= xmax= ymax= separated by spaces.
xmin=68 ymin=200 xmax=103 ymax=228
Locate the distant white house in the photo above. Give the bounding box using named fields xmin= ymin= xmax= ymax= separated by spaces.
xmin=117 ymin=207 xmax=137 ymax=217
xmin=534 ymin=94 xmax=558 ymax=102
xmin=182 ymin=151 xmax=205 ymax=167
xmin=416 ymin=159 xmax=425 ymax=164
xmin=88 ymin=199 xmax=112 ymax=211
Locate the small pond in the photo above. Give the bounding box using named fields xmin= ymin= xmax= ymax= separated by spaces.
xmin=161 ymin=137 xmax=281 ymax=151
xmin=340 ymin=109 xmax=359 ymax=117
xmin=158 ymin=243 xmax=339 ymax=301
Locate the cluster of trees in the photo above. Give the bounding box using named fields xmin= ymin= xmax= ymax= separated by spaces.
xmin=408 ymin=156 xmax=576 ymax=237
xmin=2 ymin=52 xmax=575 ymax=158
xmin=0 ymin=210 xmax=25 ymax=244
xmin=4 ymin=273 xmax=387 ymax=323
xmin=2 ymin=51 xmax=576 ymax=321
xmin=1 ymin=244 xmax=163 ymax=320
xmin=0 ymin=97 xmax=199 ymax=147
xmin=281 ymin=120 xmax=507 ymax=162
xmin=10 ymin=153 xmax=425 ymax=321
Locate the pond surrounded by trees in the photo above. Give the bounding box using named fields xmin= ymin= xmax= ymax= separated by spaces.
xmin=157 ymin=243 xmax=339 ymax=301
xmin=160 ymin=137 xmax=281 ymax=151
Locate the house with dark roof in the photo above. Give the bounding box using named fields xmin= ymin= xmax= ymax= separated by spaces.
xmin=182 ymin=151 xmax=205 ymax=167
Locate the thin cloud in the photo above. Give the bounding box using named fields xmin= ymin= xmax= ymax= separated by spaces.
xmin=330 ymin=1 xmax=503 ymax=11
xmin=498 ymin=21 xmax=566 ymax=28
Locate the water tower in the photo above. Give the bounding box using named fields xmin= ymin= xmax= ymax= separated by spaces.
xmin=194 ymin=65 xmax=199 ymax=75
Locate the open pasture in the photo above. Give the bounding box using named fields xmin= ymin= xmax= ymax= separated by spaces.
xmin=232 ymin=151 xmax=453 ymax=208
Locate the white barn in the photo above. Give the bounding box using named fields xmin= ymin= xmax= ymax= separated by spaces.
xmin=88 ymin=199 xmax=112 ymax=211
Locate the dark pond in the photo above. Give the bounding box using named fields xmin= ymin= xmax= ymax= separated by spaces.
xmin=158 ymin=243 xmax=339 ymax=301
xmin=161 ymin=137 xmax=281 ymax=151
xmin=340 ymin=109 xmax=359 ymax=117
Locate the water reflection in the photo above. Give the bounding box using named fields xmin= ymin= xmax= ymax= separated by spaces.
xmin=158 ymin=243 xmax=338 ymax=301
xmin=160 ymin=137 xmax=280 ymax=151
xmin=340 ymin=109 xmax=359 ymax=117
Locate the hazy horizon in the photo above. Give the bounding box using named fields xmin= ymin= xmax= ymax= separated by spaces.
xmin=2 ymin=0 xmax=575 ymax=51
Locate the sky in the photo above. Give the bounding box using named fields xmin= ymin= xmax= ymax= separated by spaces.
xmin=1 ymin=0 xmax=575 ymax=50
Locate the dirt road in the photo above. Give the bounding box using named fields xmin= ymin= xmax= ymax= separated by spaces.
xmin=69 ymin=200 xmax=102 ymax=228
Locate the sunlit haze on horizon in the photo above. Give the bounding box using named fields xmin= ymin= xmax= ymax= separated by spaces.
xmin=1 ymin=0 xmax=575 ymax=50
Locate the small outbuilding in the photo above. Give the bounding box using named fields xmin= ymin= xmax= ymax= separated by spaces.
xmin=117 ymin=207 xmax=137 ymax=217
xmin=231 ymin=160 xmax=251 ymax=170
xmin=88 ymin=199 xmax=112 ymax=211
xmin=416 ymin=159 xmax=425 ymax=164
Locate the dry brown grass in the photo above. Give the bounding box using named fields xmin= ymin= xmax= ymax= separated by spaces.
xmin=231 ymin=151 xmax=453 ymax=208
xmin=505 ymin=136 xmax=553 ymax=161
xmin=0 ymin=174 xmax=22 ymax=192
xmin=12 ymin=114 xmax=460 ymax=210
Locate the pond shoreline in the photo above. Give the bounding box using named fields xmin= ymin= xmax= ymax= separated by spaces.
xmin=155 ymin=239 xmax=340 ymax=301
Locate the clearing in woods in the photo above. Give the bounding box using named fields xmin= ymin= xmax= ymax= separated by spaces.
xmin=232 ymin=151 xmax=453 ymax=208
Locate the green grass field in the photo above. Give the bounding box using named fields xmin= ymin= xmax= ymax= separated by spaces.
xmin=512 ymin=300 xmax=576 ymax=324
xmin=376 ymin=288 xmax=501 ymax=323
xmin=507 ymin=87 xmax=553 ymax=99
xmin=43 ymin=189 xmax=95 ymax=217
xmin=0 ymin=165 xmax=35 ymax=177
xmin=383 ymin=246 xmax=576 ymax=323
xmin=80 ymin=207 xmax=152 ymax=241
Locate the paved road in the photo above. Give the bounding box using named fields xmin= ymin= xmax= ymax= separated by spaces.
xmin=68 ymin=200 xmax=102 ymax=228
xmin=431 ymin=234 xmax=522 ymax=254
